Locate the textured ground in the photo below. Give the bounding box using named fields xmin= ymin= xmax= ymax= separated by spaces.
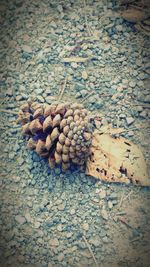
xmin=0 ymin=0 xmax=150 ymax=267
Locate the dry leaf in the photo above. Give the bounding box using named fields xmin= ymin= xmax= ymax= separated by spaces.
xmin=98 ymin=125 xmax=125 ymax=135
xmin=121 ymin=9 xmax=148 ymax=22
xmin=86 ymin=130 xmax=150 ymax=186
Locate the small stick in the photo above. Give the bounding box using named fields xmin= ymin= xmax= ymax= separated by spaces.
xmin=83 ymin=0 xmax=92 ymax=36
xmin=58 ymin=76 xmax=68 ymax=101
xmin=81 ymin=92 xmax=94 ymax=103
xmin=118 ymin=192 xmax=125 ymax=209
xmin=122 ymin=191 xmax=132 ymax=202
xmin=116 ymin=212 xmax=127 ymax=216
xmin=0 ymin=109 xmax=18 ymax=115
xmin=82 ymin=235 xmax=99 ymax=267
xmin=118 ymin=218 xmax=133 ymax=229
xmin=81 ymin=92 xmax=112 ymax=103
xmin=118 ymin=191 xmax=132 ymax=209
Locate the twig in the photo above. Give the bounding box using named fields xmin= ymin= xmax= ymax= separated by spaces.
xmin=0 ymin=109 xmax=18 ymax=115
xmin=118 ymin=218 xmax=133 ymax=229
xmin=82 ymin=235 xmax=99 ymax=267
xmin=58 ymin=76 xmax=68 ymax=101
xmin=81 ymin=92 xmax=111 ymax=103
xmin=118 ymin=192 xmax=125 ymax=209
xmin=116 ymin=212 xmax=127 ymax=216
xmin=118 ymin=191 xmax=132 ymax=209
xmin=83 ymin=0 xmax=92 ymax=36
xmin=81 ymin=92 xmax=94 ymax=103
xmin=62 ymin=57 xmax=90 ymax=63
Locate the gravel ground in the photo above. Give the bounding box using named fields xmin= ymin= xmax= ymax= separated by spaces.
xmin=0 ymin=0 xmax=150 ymax=267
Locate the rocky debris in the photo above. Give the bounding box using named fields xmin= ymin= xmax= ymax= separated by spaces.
xmin=1 ymin=0 xmax=150 ymax=267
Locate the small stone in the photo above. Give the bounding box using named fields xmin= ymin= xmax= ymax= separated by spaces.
xmin=82 ymin=223 xmax=89 ymax=231
xmin=89 ymin=237 xmax=100 ymax=247
xmin=69 ymin=208 xmax=76 ymax=215
xmin=37 ymin=96 xmax=45 ymax=103
xmin=80 ymin=89 xmax=88 ymax=97
xmin=5 ymin=88 xmax=13 ymax=96
xmin=31 ymin=179 xmax=36 ymax=186
xmin=58 ymin=253 xmax=64 ymax=261
xmin=108 ymin=201 xmax=113 ymax=209
xmin=127 ymin=131 xmax=134 ymax=137
xmin=24 ymin=213 xmax=31 ymax=222
xmin=82 ymin=70 xmax=88 ymax=80
xmin=129 ymin=81 xmax=136 ymax=88
xmin=119 ymin=113 xmax=126 ymax=119
xmin=12 ymin=176 xmax=21 ymax=182
xmin=66 ymin=232 xmax=72 ymax=239
xmin=71 ymin=62 xmax=78 ymax=69
xmin=57 ymin=224 xmax=63 ymax=232
xmin=48 ymin=263 xmax=53 ymax=267
xmin=22 ymin=45 xmax=32 ymax=53
xmin=18 ymin=157 xmax=24 ymax=166
xmin=57 ymin=5 xmax=63 ymax=13
xmin=58 ymin=203 xmax=66 ymax=211
xmin=136 ymin=106 xmax=143 ymax=112
xmin=49 ymin=238 xmax=59 ymax=247
xmin=101 ymin=209 xmax=109 ymax=220
xmin=99 ymin=190 xmax=106 ymax=199
xmin=15 ymin=216 xmax=26 ymax=225
xmin=34 ymin=222 xmax=41 ymax=228
xmin=116 ymin=25 xmax=123 ymax=31
xmin=126 ymin=117 xmax=135 ymax=126
xmin=139 ymin=110 xmax=147 ymax=118
xmin=102 ymin=236 xmax=109 ymax=243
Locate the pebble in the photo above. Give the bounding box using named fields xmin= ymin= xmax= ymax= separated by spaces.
xmin=99 ymin=190 xmax=106 ymax=199
xmin=119 ymin=113 xmax=126 ymax=119
xmin=82 ymin=223 xmax=89 ymax=231
xmin=126 ymin=117 xmax=135 ymax=126
xmin=71 ymin=62 xmax=78 ymax=69
xmin=57 ymin=5 xmax=63 ymax=13
xmin=116 ymin=25 xmax=123 ymax=31
xmin=34 ymin=222 xmax=41 ymax=228
xmin=108 ymin=201 xmax=113 ymax=209
xmin=58 ymin=203 xmax=66 ymax=211
xmin=15 ymin=216 xmax=26 ymax=225
xmin=12 ymin=176 xmax=21 ymax=183
xmin=89 ymin=237 xmax=100 ymax=247
xmin=127 ymin=131 xmax=134 ymax=137
xmin=139 ymin=110 xmax=147 ymax=118
xmin=57 ymin=224 xmax=63 ymax=232
xmin=102 ymin=236 xmax=109 ymax=243
xmin=69 ymin=208 xmax=76 ymax=215
xmin=22 ymin=45 xmax=32 ymax=53
xmin=80 ymin=89 xmax=88 ymax=97
xmin=101 ymin=209 xmax=109 ymax=220
xmin=49 ymin=238 xmax=59 ymax=247
xmin=129 ymin=81 xmax=136 ymax=88
xmin=82 ymin=70 xmax=88 ymax=80
xmin=24 ymin=213 xmax=31 ymax=222
xmin=57 ymin=253 xmax=64 ymax=261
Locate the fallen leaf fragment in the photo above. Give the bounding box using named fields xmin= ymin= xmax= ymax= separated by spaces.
xmin=121 ymin=9 xmax=148 ymax=23
xmin=86 ymin=129 xmax=150 ymax=186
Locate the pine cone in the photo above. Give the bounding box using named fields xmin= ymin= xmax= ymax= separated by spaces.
xmin=17 ymin=101 xmax=93 ymax=170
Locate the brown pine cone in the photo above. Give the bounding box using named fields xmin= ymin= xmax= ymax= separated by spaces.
xmin=17 ymin=101 xmax=93 ymax=170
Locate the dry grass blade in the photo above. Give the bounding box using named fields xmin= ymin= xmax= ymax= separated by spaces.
xmin=62 ymin=57 xmax=89 ymax=63
xmin=83 ymin=0 xmax=92 ymax=36
xmin=82 ymin=235 xmax=99 ymax=267
xmin=58 ymin=76 xmax=68 ymax=101
xmin=0 ymin=109 xmax=18 ymax=115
